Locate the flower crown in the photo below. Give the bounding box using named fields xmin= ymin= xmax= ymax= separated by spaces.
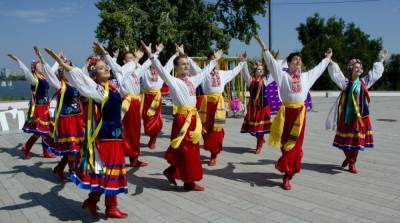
xmin=86 ymin=55 xmax=98 ymax=77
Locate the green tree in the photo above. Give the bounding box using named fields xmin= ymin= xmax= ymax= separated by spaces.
xmin=372 ymin=54 xmax=400 ymax=90
xmin=214 ymin=0 xmax=268 ymax=43
xmin=296 ymin=13 xmax=383 ymax=90
xmin=95 ymin=0 xmax=269 ymax=61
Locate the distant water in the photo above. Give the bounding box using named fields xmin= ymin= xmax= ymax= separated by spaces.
xmin=0 ymin=80 xmax=56 ymax=101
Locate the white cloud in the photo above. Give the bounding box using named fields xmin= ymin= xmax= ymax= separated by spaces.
xmin=0 ymin=7 xmax=78 ymax=23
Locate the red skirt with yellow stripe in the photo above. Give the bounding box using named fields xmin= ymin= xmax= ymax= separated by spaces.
xmin=275 ymin=107 xmax=306 ymax=176
xmin=44 ymin=114 xmax=85 ymax=156
xmin=164 ymin=113 xmax=203 ymax=183
xmin=333 ymin=116 xmax=373 ymax=151
xmin=240 ymin=105 xmax=272 ymax=136
xmin=69 ymin=140 xmax=128 ymax=196
xmin=142 ymin=92 xmax=163 ymax=137
xmin=23 ymin=104 xmax=51 ymax=136
xmin=202 ymin=100 xmax=225 ymax=155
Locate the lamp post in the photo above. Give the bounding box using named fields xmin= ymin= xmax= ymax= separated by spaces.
xmin=268 ymin=0 xmax=272 ymax=50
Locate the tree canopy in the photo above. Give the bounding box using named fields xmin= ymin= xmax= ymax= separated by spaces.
xmin=296 ymin=13 xmax=383 ymax=90
xmin=95 ymin=0 xmax=269 ymax=61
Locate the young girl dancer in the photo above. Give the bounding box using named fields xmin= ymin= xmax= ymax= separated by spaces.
xmin=7 ymin=53 xmax=56 ymax=159
xmin=34 ymin=46 xmax=84 ymax=180
xmin=45 ymin=47 xmax=129 ymax=218
xmin=326 ymin=50 xmax=387 ymax=173
xmin=240 ymin=57 xmax=274 ymax=155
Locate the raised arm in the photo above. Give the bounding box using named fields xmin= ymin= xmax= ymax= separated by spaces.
xmin=175 ymin=43 xmax=202 ymax=75
xmin=144 ymin=53 xmax=177 ymax=82
xmin=34 ymin=46 xmax=61 ymax=89
xmin=219 ymin=62 xmax=244 ymax=84
xmin=141 ymin=41 xmax=177 ymax=88
xmin=164 ymin=53 xmax=178 ymax=74
xmin=188 ymin=57 xmax=203 ymax=75
xmin=44 ymin=48 xmax=73 ymax=72
xmin=8 ymin=54 xmax=36 ymax=85
xmin=43 ymin=63 xmax=61 ymax=89
xmin=135 ymin=58 xmax=153 ymax=79
xmin=362 ymin=49 xmax=387 ymax=88
xmin=220 ymin=52 xmax=247 ymax=84
xmin=254 ymin=36 xmax=282 ymax=85
xmin=327 ymin=62 xmax=347 ymax=90
xmin=94 ymin=42 xmax=124 ymax=85
xmin=190 ymin=49 xmax=222 ymax=87
xmin=51 ymin=62 xmax=59 ymax=73
xmin=94 ymin=42 xmax=123 ymax=75
xmin=65 ymin=67 xmax=104 ymax=103
xmin=240 ymin=62 xmax=252 ymax=86
xmin=45 ymin=48 xmax=103 ymax=102
xmin=133 ymin=43 xmax=167 ymax=79
xmin=104 ymin=53 xmax=125 ymax=84
xmin=305 ymin=48 xmax=332 ymax=87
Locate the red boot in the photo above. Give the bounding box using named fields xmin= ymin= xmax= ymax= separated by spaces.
xmin=282 ymin=174 xmax=292 ymax=190
xmin=42 ymin=147 xmax=56 ymax=158
xmin=163 ymin=166 xmax=177 ymax=186
xmin=348 ymin=150 xmax=358 ymax=174
xmin=208 ymin=153 xmax=217 ymax=166
xmin=53 ymin=156 xmax=68 ymax=180
xmin=21 ymin=134 xmax=40 ymax=159
xmin=349 ymin=163 xmax=358 ymax=174
xmin=105 ymin=196 xmax=128 ymax=219
xmin=67 ymin=155 xmax=78 ymax=173
xmin=183 ymin=182 xmax=205 ymax=191
xmin=82 ymin=192 xmax=101 ymax=217
xmin=129 ymin=157 xmax=148 ymax=167
xmin=20 ymin=145 xmax=31 ymax=160
xmin=148 ymin=136 xmax=157 ymax=150
xmin=255 ymin=135 xmax=265 ymax=154
xmin=341 ymin=159 xmax=349 ymax=168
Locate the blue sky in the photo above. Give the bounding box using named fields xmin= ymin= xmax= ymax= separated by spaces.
xmin=0 ymin=0 xmax=399 ymax=69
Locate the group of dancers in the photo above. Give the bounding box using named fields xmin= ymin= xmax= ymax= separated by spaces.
xmin=7 ymin=35 xmax=387 ymax=218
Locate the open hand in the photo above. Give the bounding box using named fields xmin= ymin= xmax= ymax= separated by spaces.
xmin=325 ymin=48 xmax=333 ymax=59
xmin=213 ymin=49 xmax=223 ymax=61
xmin=175 ymin=43 xmax=184 ymax=55
xmin=155 ymin=43 xmax=164 ymax=54
xmin=93 ymin=42 xmax=107 ymax=55
xmin=113 ymin=49 xmax=119 ymax=58
xmin=33 ymin=46 xmax=46 ymax=64
xmin=254 ymin=35 xmax=267 ymax=51
xmin=240 ymin=51 xmax=247 ymax=62
xmin=380 ymin=49 xmax=388 ymax=62
xmin=140 ymin=41 xmax=153 ymax=57
xmin=134 ymin=49 xmax=144 ymax=60
xmin=7 ymin=54 xmax=19 ymax=62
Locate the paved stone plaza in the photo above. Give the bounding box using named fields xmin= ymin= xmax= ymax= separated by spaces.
xmin=0 ymin=97 xmax=399 ymax=223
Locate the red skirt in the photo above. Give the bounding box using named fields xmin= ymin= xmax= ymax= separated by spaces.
xmin=241 ymin=104 xmax=272 ymax=136
xmin=44 ymin=114 xmax=85 ymax=156
xmin=333 ymin=116 xmax=373 ymax=151
xmin=122 ymin=98 xmax=141 ymax=158
xmin=142 ymin=93 xmax=163 ymax=137
xmin=196 ymin=95 xmax=204 ymax=111
xmin=275 ymin=107 xmax=306 ymax=177
xmin=69 ymin=140 xmax=128 ymax=196
xmin=23 ymin=104 xmax=51 ymax=136
xmin=202 ymin=100 xmax=225 ymax=155
xmin=81 ymin=100 xmax=89 ymax=129
xmin=164 ymin=113 xmax=203 ymax=183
